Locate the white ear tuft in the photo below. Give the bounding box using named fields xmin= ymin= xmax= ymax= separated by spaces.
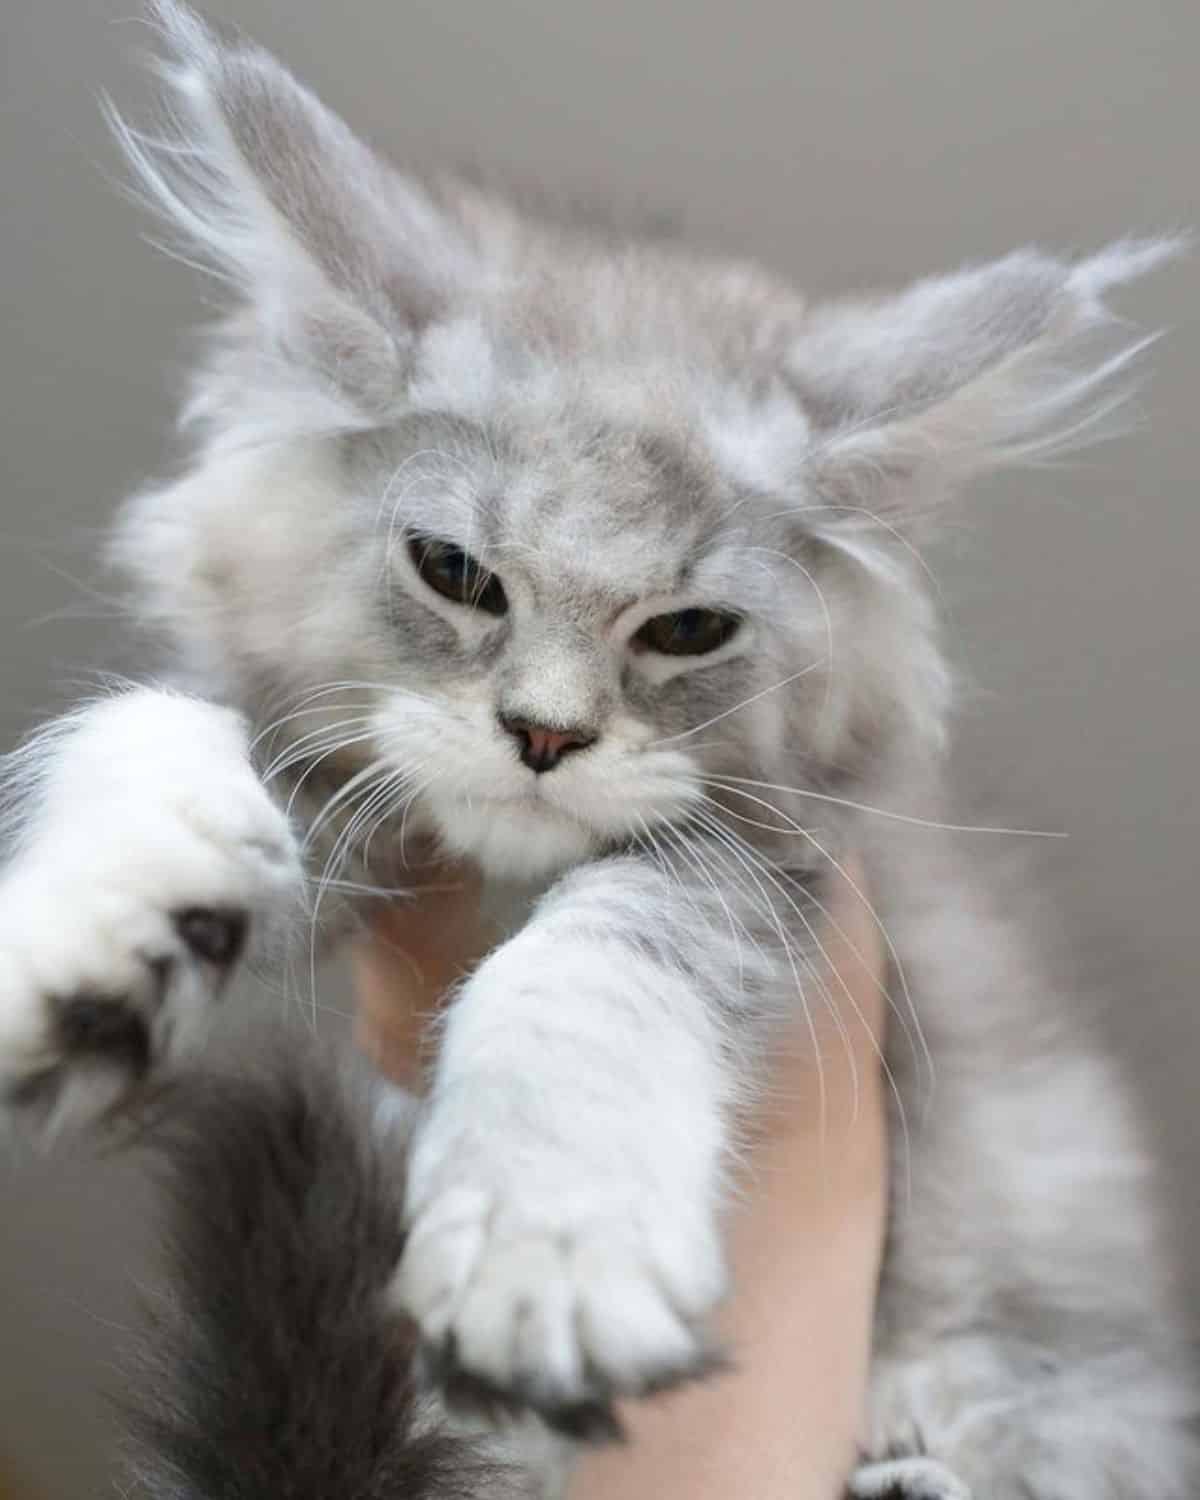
xmin=108 ymin=1 xmax=477 ymax=423
xmin=1066 ymin=236 xmax=1188 ymax=304
xmin=791 ymin=238 xmax=1186 ymax=527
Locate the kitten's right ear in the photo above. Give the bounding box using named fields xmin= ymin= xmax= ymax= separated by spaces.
xmin=110 ymin=0 xmax=477 ymax=422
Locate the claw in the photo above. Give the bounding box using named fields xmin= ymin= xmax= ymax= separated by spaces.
xmin=418 ymin=1336 xmax=626 ymax=1445
xmin=173 ymin=907 xmax=248 ymax=969
xmin=53 ymin=992 xmax=151 ymax=1075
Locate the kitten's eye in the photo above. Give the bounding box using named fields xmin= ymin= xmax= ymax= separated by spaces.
xmin=634 ymin=608 xmax=742 ymax=657
xmin=407 ymin=535 xmax=507 ymax=616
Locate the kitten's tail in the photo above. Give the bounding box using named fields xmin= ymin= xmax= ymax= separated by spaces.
xmin=120 ymin=1031 xmax=525 ymax=1499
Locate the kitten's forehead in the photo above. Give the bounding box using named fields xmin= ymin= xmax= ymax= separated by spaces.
xmin=492 ymin=419 xmax=721 ymax=598
xmin=370 ymin=387 xmax=749 ymax=603
xmin=387 ymin=316 xmax=816 ymax=602
xmin=411 ymin=311 xmax=811 ymax=477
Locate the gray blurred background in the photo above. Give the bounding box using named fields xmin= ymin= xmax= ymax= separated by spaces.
xmin=0 ymin=1 xmax=1196 ymax=1494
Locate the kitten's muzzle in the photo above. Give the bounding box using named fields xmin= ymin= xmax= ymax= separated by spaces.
xmin=499 ymin=714 xmax=598 ymax=774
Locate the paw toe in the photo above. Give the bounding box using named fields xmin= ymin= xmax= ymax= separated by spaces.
xmin=399 ymin=1209 xmax=725 ymax=1442
xmin=848 ymin=1456 xmax=972 ymax=1500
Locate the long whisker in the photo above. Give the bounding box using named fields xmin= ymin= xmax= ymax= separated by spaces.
xmin=636 ymin=815 xmax=753 ymax=1000
xmin=774 ymin=866 xmax=921 ymax=1090
xmin=305 ymin=762 xmax=428 ymax=1025
xmin=697 ymin=787 xmax=927 ymax=1092
xmin=303 ymin=757 xmax=393 ymax=854
xmin=306 ymin=797 xmax=388 ymax=1027
xmin=706 ymin=773 xmax=1067 ymax=840
xmin=251 ymin=678 xmax=413 ymax=752
xmin=262 ymin=718 xmax=378 ymax=783
xmin=253 ymin=704 xmax=376 ymax=755
xmin=396 ymin=769 xmax=440 ymax=861
xmin=663 ymin=823 xmax=756 ymax=996
xmin=632 ymin=817 xmax=707 ymax=926
xmin=253 ymin=693 xmax=374 ymax=752
xmin=363 ymin=765 xmax=427 ymax=872
xmin=698 ymin=782 xmax=933 ymax=1105
xmin=695 ymin=796 xmax=913 ymax=1191
xmin=647 ymin=661 xmax=827 ymax=748
xmin=276 ymin=731 xmax=383 ymax=819
xmin=759 ymin=501 xmax=944 ymax=600
xmin=745 ymin=546 xmax=836 ymax=738
xmin=692 ymin=807 xmax=859 ymax=1098
xmin=373 ymin=448 xmax=456 ymax=535
xmin=684 ymin=806 xmax=833 ymax=1150
xmin=309 ymin=875 xmax=415 ymax=901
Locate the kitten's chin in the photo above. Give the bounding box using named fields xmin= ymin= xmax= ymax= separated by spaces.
xmin=431 ymin=797 xmax=599 ymax=881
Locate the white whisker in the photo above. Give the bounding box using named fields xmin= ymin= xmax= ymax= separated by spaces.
xmin=706 ymin=773 xmax=1066 ymax=840
xmin=695 ymin=796 xmax=913 ymax=1192
xmin=745 ymin=545 xmax=836 ymax=738
xmin=303 ymin=757 xmax=393 ymax=856
xmin=685 ymin=806 xmax=833 ymax=1151
xmin=702 ymin=783 xmax=933 ymax=1106
xmin=275 ymin=731 xmax=382 ymax=818
xmin=647 ymin=661 xmax=827 ymax=748
xmin=637 ymin=815 xmax=754 ymax=999
xmin=760 ymin=501 xmax=944 ymax=600
xmin=263 ymin=719 xmax=377 ymax=784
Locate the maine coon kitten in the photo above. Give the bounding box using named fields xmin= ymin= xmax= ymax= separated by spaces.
xmin=0 ymin=3 xmax=1195 ymax=1496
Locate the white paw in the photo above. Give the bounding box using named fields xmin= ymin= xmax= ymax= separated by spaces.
xmin=0 ymin=691 xmax=301 ymax=1131
xmin=848 ymin=1457 xmax=972 ymax=1500
xmin=394 ymin=1137 xmax=727 ymax=1437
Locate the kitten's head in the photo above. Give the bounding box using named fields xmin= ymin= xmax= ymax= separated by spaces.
xmin=114 ymin=1 xmax=1174 ymax=880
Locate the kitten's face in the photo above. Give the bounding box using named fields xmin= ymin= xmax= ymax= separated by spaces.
xmin=114 ymin=4 xmax=1159 ymax=882
xmin=219 ymin=355 xmax=856 ymax=882
xmin=352 ymin=377 xmax=839 ymax=879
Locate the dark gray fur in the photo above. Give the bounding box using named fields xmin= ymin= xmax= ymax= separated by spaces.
xmin=121 ymin=1034 xmax=533 ymax=1499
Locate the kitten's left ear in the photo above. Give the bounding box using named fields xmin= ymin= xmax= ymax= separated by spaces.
xmin=111 ymin=0 xmax=479 ymax=421
xmin=789 ymin=240 xmax=1183 ymax=528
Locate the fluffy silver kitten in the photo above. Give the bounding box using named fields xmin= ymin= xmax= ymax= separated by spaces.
xmin=0 ymin=4 xmax=1195 ymax=1496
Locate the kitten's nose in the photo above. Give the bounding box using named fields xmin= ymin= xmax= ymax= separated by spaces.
xmin=499 ymin=714 xmax=597 ymax=774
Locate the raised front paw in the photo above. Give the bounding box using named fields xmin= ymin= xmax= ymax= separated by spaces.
xmin=0 ymin=692 xmax=301 ymax=1131
xmin=394 ymin=1152 xmax=728 ymax=1439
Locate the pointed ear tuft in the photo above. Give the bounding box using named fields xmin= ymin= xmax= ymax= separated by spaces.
xmin=109 ymin=0 xmax=477 ymax=423
xmin=791 ymin=237 xmax=1186 ymax=528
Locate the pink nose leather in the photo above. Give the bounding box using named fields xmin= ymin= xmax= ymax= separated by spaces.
xmin=500 ymin=716 xmax=596 ymax=773
xmin=526 ymin=727 xmax=575 ymax=761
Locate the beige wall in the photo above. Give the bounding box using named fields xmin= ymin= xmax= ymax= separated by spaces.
xmin=1 ymin=2 xmax=1197 ymax=1494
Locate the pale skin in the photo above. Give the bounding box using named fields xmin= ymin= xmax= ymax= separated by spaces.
xmin=354 ymin=858 xmax=889 ymax=1500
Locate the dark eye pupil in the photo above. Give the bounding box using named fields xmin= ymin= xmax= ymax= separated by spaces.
xmin=636 ymin=608 xmax=741 ymax=657
xmin=408 ymin=535 xmax=507 ymax=616
xmin=441 ymin=548 xmax=467 ymax=584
